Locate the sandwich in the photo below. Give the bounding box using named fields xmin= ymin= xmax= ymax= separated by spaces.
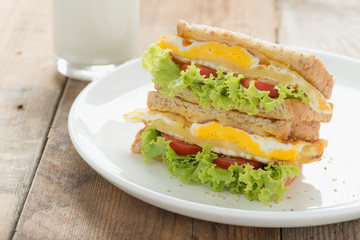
xmin=124 ymin=20 xmax=334 ymax=204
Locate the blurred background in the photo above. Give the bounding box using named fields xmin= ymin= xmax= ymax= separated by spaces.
xmin=1 ymin=0 xmax=359 ymax=85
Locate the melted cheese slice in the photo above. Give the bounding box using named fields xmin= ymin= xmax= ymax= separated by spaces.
xmin=158 ymin=36 xmax=332 ymax=115
xmin=124 ymin=109 xmax=327 ymax=165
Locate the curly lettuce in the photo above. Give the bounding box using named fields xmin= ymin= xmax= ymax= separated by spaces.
xmin=141 ymin=44 xmax=309 ymax=115
xmin=141 ymin=125 xmax=300 ymax=204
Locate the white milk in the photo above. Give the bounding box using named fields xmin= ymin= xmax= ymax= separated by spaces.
xmin=53 ymin=0 xmax=139 ymax=66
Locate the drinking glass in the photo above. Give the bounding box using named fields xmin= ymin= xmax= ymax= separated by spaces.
xmin=53 ymin=0 xmax=139 ymax=80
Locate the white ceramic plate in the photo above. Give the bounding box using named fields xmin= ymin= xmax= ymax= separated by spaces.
xmin=68 ymin=49 xmax=360 ymax=227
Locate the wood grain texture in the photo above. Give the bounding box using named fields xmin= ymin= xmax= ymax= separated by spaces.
xmin=278 ymin=0 xmax=360 ymax=239
xmin=13 ymin=80 xmax=194 ymax=240
xmin=0 ymin=0 xmax=63 ymax=88
xmin=0 ymin=0 xmax=66 ymax=239
xmin=193 ymin=222 xmax=280 ymax=240
xmin=0 ymin=86 xmax=60 ymax=239
xmin=139 ymin=0 xmax=277 ymax=53
xmin=282 ymin=220 xmax=360 ymax=240
xmin=278 ymin=0 xmax=360 ymax=57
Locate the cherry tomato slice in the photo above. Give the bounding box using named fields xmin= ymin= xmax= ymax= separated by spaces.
xmin=242 ymin=78 xmax=279 ymax=98
xmin=161 ymin=133 xmax=202 ymax=155
xmin=213 ymin=156 xmax=263 ymax=170
xmin=182 ymin=64 xmax=218 ymax=78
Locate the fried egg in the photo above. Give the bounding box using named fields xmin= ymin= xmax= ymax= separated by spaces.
xmin=157 ymin=36 xmax=332 ymax=115
xmin=124 ymin=109 xmax=327 ymax=165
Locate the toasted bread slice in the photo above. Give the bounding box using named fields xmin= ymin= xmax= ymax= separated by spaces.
xmin=154 ymin=84 xmax=332 ymax=122
xmin=177 ymin=20 xmax=334 ymax=99
xmin=147 ymin=91 xmax=321 ymax=141
xmin=131 ymin=126 xmax=146 ymax=154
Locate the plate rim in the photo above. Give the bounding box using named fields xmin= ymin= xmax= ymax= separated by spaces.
xmin=68 ymin=48 xmax=360 ymax=227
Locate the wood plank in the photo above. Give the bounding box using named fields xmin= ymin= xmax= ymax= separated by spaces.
xmin=0 ymin=0 xmax=66 ymax=239
xmin=278 ymin=0 xmax=360 ymax=239
xmin=193 ymin=222 xmax=280 ymax=240
xmin=13 ymin=0 xmax=281 ymax=239
xmin=0 ymin=86 xmax=60 ymax=239
xmin=278 ymin=0 xmax=360 ymax=57
xmin=0 ymin=0 xmax=63 ymax=88
xmin=13 ymin=79 xmax=194 ymax=240
xmin=281 ymin=220 xmax=360 ymax=240
xmin=139 ymin=0 xmax=277 ymax=53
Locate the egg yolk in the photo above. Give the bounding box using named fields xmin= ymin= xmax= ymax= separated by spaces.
xmin=158 ymin=36 xmax=255 ymax=69
xmin=192 ymin=122 xmax=301 ymax=161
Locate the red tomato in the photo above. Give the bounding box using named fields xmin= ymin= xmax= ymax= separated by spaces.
xmin=213 ymin=156 xmax=263 ymax=170
xmin=182 ymin=64 xmax=218 ymax=78
xmin=241 ymin=78 xmax=279 ymax=98
xmin=161 ymin=133 xmax=202 ymax=155
xmin=161 ymin=132 xmax=263 ymax=170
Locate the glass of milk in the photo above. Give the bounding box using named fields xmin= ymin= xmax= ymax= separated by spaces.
xmin=53 ymin=0 xmax=139 ymax=80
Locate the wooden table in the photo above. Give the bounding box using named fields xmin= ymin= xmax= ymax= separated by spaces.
xmin=1 ymin=0 xmax=360 ymax=239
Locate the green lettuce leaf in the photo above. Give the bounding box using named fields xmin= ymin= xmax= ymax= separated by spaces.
xmin=141 ymin=44 xmax=309 ymax=115
xmin=142 ymin=44 xmax=181 ymax=96
xmin=141 ymin=125 xmax=169 ymax=163
xmin=140 ymin=126 xmax=301 ymax=204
